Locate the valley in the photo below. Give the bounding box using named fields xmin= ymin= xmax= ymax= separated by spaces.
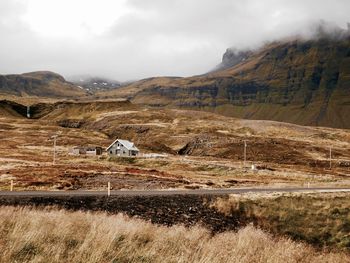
xmin=1 ymin=99 xmax=349 ymax=191
xmin=2 ymin=2 xmax=350 ymax=261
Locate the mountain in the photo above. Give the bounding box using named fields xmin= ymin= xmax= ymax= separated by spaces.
xmin=68 ymin=75 xmax=122 ymax=92
xmin=0 ymin=71 xmax=87 ymax=98
xmin=99 ymin=34 xmax=350 ymax=129
xmin=212 ymin=48 xmax=252 ymax=72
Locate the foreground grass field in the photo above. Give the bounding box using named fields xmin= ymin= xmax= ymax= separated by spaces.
xmin=0 ymin=206 xmax=349 ymax=263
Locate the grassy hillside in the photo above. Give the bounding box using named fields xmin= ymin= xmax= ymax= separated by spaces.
xmin=99 ymin=37 xmax=350 ymax=128
xmin=213 ymin=192 xmax=350 ymax=250
xmin=1 ymin=99 xmax=350 ymax=190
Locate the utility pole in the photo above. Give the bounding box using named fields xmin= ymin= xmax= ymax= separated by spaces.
xmin=243 ymin=140 xmax=247 ymax=168
xmin=52 ymin=135 xmax=58 ymax=165
xmin=329 ymin=147 xmax=332 ymax=170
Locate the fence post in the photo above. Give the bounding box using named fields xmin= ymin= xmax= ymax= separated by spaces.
xmin=107 ymin=182 xmax=111 ymax=197
xmin=10 ymin=180 xmax=13 ymax=191
xmin=243 ymin=140 xmax=247 ymax=169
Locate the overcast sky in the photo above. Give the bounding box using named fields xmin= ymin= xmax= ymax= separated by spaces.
xmin=0 ymin=0 xmax=349 ymax=81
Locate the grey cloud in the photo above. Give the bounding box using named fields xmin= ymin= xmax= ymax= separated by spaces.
xmin=0 ymin=0 xmax=349 ymax=81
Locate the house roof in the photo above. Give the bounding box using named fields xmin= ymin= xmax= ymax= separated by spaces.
xmin=106 ymin=139 xmax=139 ymax=151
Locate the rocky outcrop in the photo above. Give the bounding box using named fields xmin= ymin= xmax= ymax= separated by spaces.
xmin=213 ymin=48 xmax=252 ymax=71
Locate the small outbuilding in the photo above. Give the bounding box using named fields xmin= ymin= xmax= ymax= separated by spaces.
xmin=71 ymin=146 xmax=103 ymax=156
xmin=106 ymin=139 xmax=139 ymax=157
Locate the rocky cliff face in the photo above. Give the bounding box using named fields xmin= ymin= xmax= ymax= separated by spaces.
xmin=108 ymin=36 xmax=350 ymax=128
xmin=0 ymin=71 xmax=87 ymax=98
xmin=212 ymin=48 xmax=252 ymax=71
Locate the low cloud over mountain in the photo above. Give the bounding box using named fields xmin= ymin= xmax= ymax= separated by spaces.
xmin=0 ymin=0 xmax=349 ymax=80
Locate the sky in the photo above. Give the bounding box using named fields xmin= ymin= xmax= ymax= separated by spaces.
xmin=0 ymin=0 xmax=349 ymax=81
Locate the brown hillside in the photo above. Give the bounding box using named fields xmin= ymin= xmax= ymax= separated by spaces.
xmin=98 ymin=38 xmax=350 ymax=128
xmin=1 ymin=99 xmax=350 ymax=191
xmin=0 ymin=71 xmax=87 ymax=98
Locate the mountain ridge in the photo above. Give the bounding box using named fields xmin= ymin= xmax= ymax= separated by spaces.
xmin=98 ymin=36 xmax=350 ymax=128
xmin=0 ymin=71 xmax=87 ymax=98
xmin=1 ymin=31 xmax=350 ymax=129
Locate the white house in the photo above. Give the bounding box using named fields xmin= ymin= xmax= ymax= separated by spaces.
xmin=106 ymin=139 xmax=139 ymax=157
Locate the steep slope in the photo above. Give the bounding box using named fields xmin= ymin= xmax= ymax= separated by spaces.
xmin=0 ymin=100 xmax=27 ymax=118
xmin=0 ymin=71 xmax=87 ymax=98
xmin=99 ymin=36 xmax=350 ymax=128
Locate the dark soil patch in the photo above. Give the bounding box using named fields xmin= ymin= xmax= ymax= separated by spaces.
xmin=0 ymin=194 xmax=247 ymax=233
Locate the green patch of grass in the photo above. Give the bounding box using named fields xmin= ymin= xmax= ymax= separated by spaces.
xmin=137 ymin=159 xmax=170 ymax=168
xmin=108 ymin=156 xmax=137 ymax=165
xmin=193 ymin=164 xmax=230 ymax=176
xmin=213 ymin=193 xmax=350 ymax=251
xmin=235 ymin=127 xmax=256 ymax=135
xmin=112 ymin=234 xmax=126 ymax=247
xmin=315 ymin=132 xmax=339 ymax=140
xmin=12 ymin=242 xmax=41 ymax=262
xmin=65 ymin=238 xmax=80 ymax=249
xmin=194 ymin=164 xmax=218 ymax=172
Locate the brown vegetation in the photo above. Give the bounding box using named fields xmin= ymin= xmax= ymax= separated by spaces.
xmin=98 ymin=38 xmax=350 ymax=129
xmin=212 ymin=192 xmax=350 ymax=251
xmin=0 ymin=98 xmax=350 ymax=190
xmin=0 ymin=71 xmax=87 ymax=98
xmin=0 ymin=206 xmax=349 ymax=263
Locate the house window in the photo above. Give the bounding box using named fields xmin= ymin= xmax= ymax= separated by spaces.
xmin=123 ymin=151 xmax=126 ymax=154
xmin=109 ymin=151 xmax=112 ymax=154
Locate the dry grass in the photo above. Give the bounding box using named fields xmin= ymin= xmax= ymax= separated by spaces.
xmin=0 ymin=206 xmax=349 ymax=263
xmin=1 ymin=100 xmax=350 ymax=190
xmin=212 ymin=192 xmax=350 ymax=250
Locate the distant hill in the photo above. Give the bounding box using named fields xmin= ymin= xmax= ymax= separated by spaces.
xmin=99 ymin=34 xmax=350 ymax=128
xmin=0 ymin=71 xmax=87 ymax=98
xmin=68 ymin=75 xmax=122 ymax=93
xmin=2 ymin=26 xmax=350 ymax=129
